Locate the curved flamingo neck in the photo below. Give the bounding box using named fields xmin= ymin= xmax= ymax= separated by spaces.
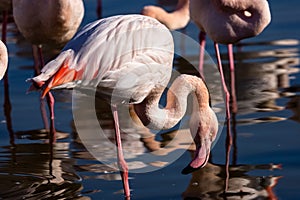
xmin=134 ymin=74 xmax=210 ymax=130
xmin=142 ymin=0 xmax=190 ymax=30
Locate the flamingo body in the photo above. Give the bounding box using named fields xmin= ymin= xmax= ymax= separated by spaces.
xmin=28 ymin=14 xmax=219 ymax=196
xmin=29 ymin=14 xmax=219 ymax=166
xmin=31 ymin=15 xmax=174 ymax=101
xmin=0 ymin=40 xmax=8 ymax=80
xmin=12 ymin=0 xmax=84 ymax=47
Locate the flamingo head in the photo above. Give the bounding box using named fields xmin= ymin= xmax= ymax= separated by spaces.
xmin=211 ymin=0 xmax=271 ymax=43
xmin=0 ymin=40 xmax=8 ymax=80
xmin=182 ymin=107 xmax=218 ymax=174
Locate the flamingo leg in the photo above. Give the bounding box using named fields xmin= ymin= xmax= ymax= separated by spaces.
xmin=227 ymin=44 xmax=237 ymax=114
xmin=111 ymin=104 xmax=130 ymax=198
xmin=2 ymin=11 xmax=15 ymax=146
xmin=214 ymin=43 xmax=232 ymax=192
xmin=32 ymin=45 xmax=41 ymax=75
xmin=198 ymin=31 xmax=206 ymax=79
xmin=32 ymin=45 xmax=50 ymax=130
xmin=37 ymin=44 xmax=45 ymax=68
xmin=46 ymin=92 xmax=56 ymax=141
xmin=97 ymin=0 xmax=102 ymax=19
xmin=2 ymin=11 xmax=7 ymax=44
xmin=34 ymin=44 xmax=56 ymax=139
xmin=40 ymin=98 xmax=50 ymax=130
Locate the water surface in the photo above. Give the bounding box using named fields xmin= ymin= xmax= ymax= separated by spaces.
xmin=0 ymin=0 xmax=300 ymax=199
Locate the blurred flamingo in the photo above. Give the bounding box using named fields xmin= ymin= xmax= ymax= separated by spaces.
xmin=28 ymin=14 xmax=219 ymax=197
xmin=0 ymin=40 xmax=8 ymax=80
xmin=12 ymin=0 xmax=85 ymax=137
xmin=12 ymin=0 xmax=84 ymax=72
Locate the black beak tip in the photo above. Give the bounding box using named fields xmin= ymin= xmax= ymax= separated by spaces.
xmin=181 ymin=165 xmax=198 ymax=175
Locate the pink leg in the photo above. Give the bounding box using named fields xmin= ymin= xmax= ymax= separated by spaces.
xmin=32 ymin=45 xmax=41 ymax=75
xmin=214 ymin=43 xmax=232 ymax=192
xmin=214 ymin=43 xmax=231 ymax=121
xmin=227 ymin=44 xmax=237 ymax=114
xmin=112 ymin=104 xmax=130 ymax=198
xmin=198 ymin=31 xmax=206 ymax=79
xmin=2 ymin=11 xmax=7 ymax=43
xmin=97 ymin=0 xmax=102 ymax=18
xmin=46 ymin=92 xmax=56 ymax=142
xmin=34 ymin=45 xmax=56 ymax=139
xmin=37 ymin=45 xmax=45 ymax=67
xmin=33 ymin=45 xmax=50 ymax=131
xmin=40 ymin=98 xmax=49 ymax=130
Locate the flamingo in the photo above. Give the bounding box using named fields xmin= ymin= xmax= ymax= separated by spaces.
xmin=27 ymin=14 xmax=219 ymax=197
xmin=0 ymin=40 xmax=8 ymax=80
xmin=142 ymin=0 xmax=271 ymax=192
xmin=142 ymin=0 xmax=271 ymax=115
xmin=12 ymin=0 xmax=85 ymax=137
xmin=12 ymin=0 xmax=85 ymax=71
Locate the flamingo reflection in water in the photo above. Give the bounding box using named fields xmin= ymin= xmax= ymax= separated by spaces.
xmin=28 ymin=15 xmax=219 ymax=197
xmin=182 ymin=162 xmax=282 ymax=199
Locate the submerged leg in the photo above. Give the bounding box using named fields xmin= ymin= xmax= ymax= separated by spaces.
xmin=112 ymin=104 xmax=130 ymax=198
xmin=46 ymin=92 xmax=56 ymax=142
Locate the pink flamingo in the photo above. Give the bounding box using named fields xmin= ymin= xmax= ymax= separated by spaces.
xmin=12 ymin=0 xmax=84 ymax=137
xmin=142 ymin=0 xmax=271 ymax=191
xmin=28 ymin=14 xmax=219 ymax=197
xmin=142 ymin=0 xmax=271 ymax=116
xmin=0 ymin=40 xmax=8 ymax=80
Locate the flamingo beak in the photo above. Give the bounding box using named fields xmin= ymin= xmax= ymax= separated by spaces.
xmin=181 ymin=137 xmax=211 ymax=174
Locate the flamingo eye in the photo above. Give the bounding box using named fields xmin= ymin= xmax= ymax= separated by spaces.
xmin=244 ymin=10 xmax=252 ymax=17
xmin=209 ymin=132 xmax=213 ymax=140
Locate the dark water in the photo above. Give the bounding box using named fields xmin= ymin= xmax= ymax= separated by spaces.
xmin=1 ymin=0 xmax=300 ymax=199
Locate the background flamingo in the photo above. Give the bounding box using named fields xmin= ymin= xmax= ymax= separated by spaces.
xmin=12 ymin=0 xmax=85 ymax=137
xmin=142 ymin=0 xmax=271 ymax=117
xmin=0 ymin=39 xmax=8 ymax=80
xmin=142 ymin=0 xmax=271 ymax=191
xmin=28 ymin=14 xmax=219 ymax=197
